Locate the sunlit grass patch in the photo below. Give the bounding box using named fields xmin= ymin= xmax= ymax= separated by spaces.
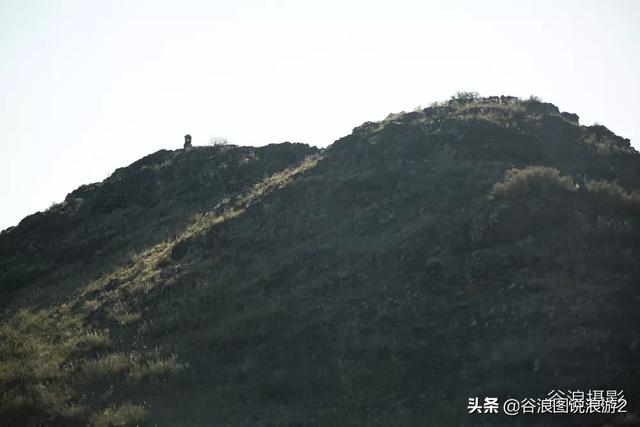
xmin=89 ymin=402 xmax=148 ymax=427
xmin=80 ymin=351 xmax=184 ymax=384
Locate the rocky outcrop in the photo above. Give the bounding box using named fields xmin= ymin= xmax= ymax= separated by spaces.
xmin=561 ymin=111 xmax=580 ymax=123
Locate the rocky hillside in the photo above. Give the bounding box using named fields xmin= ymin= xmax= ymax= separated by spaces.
xmin=1 ymin=95 xmax=639 ymax=426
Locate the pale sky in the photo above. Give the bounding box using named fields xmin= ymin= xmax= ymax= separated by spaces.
xmin=1 ymin=0 xmax=639 ymax=231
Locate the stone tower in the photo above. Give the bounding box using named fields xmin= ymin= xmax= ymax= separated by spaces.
xmin=184 ymin=134 xmax=192 ymax=149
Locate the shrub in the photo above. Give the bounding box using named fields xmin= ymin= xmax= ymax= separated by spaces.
xmin=583 ymin=134 xmax=631 ymax=155
xmin=450 ymin=91 xmax=480 ymax=104
xmin=208 ymin=136 xmax=229 ymax=146
xmin=490 ymin=166 xmax=576 ymax=199
xmin=586 ymin=180 xmax=640 ymax=214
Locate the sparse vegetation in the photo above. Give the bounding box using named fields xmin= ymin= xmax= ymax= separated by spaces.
xmin=89 ymin=403 xmax=148 ymax=427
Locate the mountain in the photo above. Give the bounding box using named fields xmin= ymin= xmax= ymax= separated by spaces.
xmin=1 ymin=95 xmax=639 ymax=426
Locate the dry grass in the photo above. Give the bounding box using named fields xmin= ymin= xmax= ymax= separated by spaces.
xmin=89 ymin=403 xmax=148 ymax=427
xmin=81 ymin=351 xmax=183 ymax=383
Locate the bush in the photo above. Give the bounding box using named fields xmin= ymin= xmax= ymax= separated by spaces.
xmin=490 ymin=166 xmax=576 ymax=199
xmin=586 ymin=180 xmax=640 ymax=214
xmin=450 ymin=91 xmax=480 ymax=104
xmin=583 ymin=134 xmax=631 ymax=155
xmin=208 ymin=136 xmax=229 ymax=146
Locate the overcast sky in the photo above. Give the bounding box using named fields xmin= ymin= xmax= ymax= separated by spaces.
xmin=1 ymin=0 xmax=639 ymax=231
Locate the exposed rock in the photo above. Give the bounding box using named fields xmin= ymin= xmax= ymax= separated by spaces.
xmin=561 ymin=111 xmax=580 ymax=123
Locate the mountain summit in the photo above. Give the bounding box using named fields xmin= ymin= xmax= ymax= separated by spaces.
xmin=1 ymin=95 xmax=639 ymax=426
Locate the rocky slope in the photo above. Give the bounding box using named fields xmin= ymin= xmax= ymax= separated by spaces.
xmin=1 ymin=95 xmax=639 ymax=426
